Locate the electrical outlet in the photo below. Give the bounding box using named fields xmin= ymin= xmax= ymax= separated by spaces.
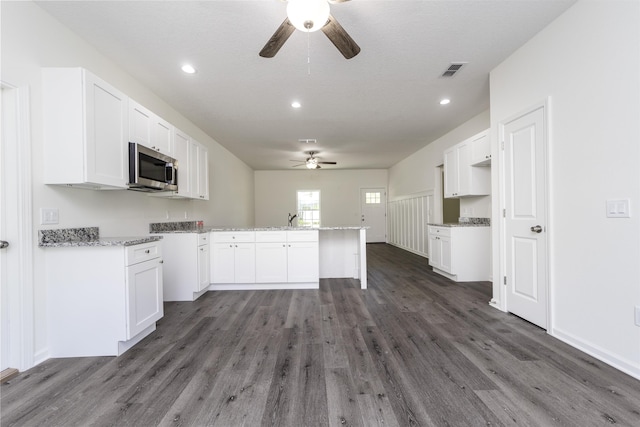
xmin=184 ymin=211 xmax=188 ymax=219
xmin=40 ymin=208 xmax=59 ymax=225
xmin=165 ymin=210 xmax=170 ymax=220
xmin=635 ymin=306 xmax=640 ymax=327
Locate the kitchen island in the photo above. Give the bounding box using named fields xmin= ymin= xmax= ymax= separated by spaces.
xmin=151 ymin=222 xmax=368 ymax=299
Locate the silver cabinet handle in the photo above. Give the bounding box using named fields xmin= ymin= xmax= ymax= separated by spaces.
xmin=0 ymin=240 xmax=8 ymax=249
xmin=530 ymin=225 xmax=543 ymax=233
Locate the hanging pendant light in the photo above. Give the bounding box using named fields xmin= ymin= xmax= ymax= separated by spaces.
xmin=287 ymin=0 xmax=330 ymax=32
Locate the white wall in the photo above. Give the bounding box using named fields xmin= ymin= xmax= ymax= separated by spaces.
xmin=2 ymin=1 xmax=254 ymax=363
xmin=490 ymin=0 xmax=640 ymax=378
xmin=254 ymin=170 xmax=388 ymax=227
xmin=388 ymin=110 xmax=491 ymax=218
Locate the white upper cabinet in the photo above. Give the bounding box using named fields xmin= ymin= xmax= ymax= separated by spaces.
xmin=470 ymin=130 xmax=491 ymax=166
xmin=173 ymin=128 xmax=192 ymax=198
xmin=196 ymin=141 xmax=210 ymax=200
xmin=443 ymin=129 xmax=491 ymax=198
xmin=128 ymin=99 xmax=174 ymax=157
xmin=43 ymin=67 xmax=128 ymax=189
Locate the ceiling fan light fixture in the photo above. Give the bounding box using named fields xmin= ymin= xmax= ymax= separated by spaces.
xmin=287 ymin=0 xmax=330 ymax=32
xmin=306 ymin=158 xmax=319 ymax=169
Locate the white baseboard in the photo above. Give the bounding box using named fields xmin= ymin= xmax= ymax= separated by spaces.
xmin=387 ymin=242 xmax=428 ymax=259
xmin=32 ymin=348 xmax=49 ymax=368
xmin=551 ymin=327 xmax=640 ymax=380
xmin=208 ymin=282 xmax=319 ymax=291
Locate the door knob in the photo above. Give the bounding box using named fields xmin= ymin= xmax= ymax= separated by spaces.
xmin=530 ymin=225 xmax=543 ymax=233
xmin=0 ymin=240 xmax=8 ymax=249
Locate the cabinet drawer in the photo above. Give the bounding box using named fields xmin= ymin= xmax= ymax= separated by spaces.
xmin=255 ymin=231 xmax=287 ymax=243
xmin=198 ymin=233 xmax=209 ymax=246
xmin=211 ymin=231 xmax=255 ymax=243
xmin=287 ymin=230 xmax=319 ymax=242
xmin=125 ymin=242 xmax=161 ymax=266
xmin=428 ymin=226 xmax=451 ymax=237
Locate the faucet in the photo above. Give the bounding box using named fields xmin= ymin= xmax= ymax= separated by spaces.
xmin=287 ymin=213 xmax=297 ymax=227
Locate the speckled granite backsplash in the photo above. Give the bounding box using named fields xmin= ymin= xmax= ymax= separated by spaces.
xmin=458 ymin=217 xmax=490 ymax=225
xmin=38 ymin=227 xmax=100 ymax=245
xmin=149 ymin=221 xmax=204 ymax=233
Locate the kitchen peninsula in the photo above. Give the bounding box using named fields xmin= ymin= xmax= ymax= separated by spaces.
xmin=152 ymin=222 xmax=368 ymax=301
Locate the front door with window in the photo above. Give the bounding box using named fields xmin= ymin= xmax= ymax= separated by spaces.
xmin=360 ymin=188 xmax=386 ymax=243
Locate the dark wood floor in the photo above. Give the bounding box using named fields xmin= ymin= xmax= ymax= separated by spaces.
xmin=2 ymin=244 xmax=640 ymax=426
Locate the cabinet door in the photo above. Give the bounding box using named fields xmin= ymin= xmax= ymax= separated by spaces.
xmin=471 ymin=131 xmax=491 ymax=165
xmin=129 ymin=100 xmax=153 ymax=147
xmin=84 ymin=72 xmax=128 ymax=187
xmin=189 ymin=140 xmax=200 ymax=199
xmin=212 ymin=243 xmax=235 ymax=283
xmin=456 ymin=143 xmax=472 ymax=196
xmin=428 ymin=234 xmax=441 ymax=269
xmin=255 ymin=242 xmax=288 ymax=283
xmin=174 ymin=129 xmax=192 ymax=198
xmin=196 ymin=143 xmax=209 ymax=200
xmin=234 ymin=243 xmax=256 ymax=283
xmin=197 ymin=244 xmax=210 ymax=291
xmin=443 ymin=148 xmax=458 ymax=198
xmin=126 ymin=259 xmax=164 ymax=339
xmin=440 ymin=236 xmax=452 ymax=273
xmin=153 ymin=117 xmax=174 ymax=156
xmin=287 ymin=242 xmax=319 ymax=283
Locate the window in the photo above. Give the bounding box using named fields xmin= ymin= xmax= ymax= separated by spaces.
xmin=365 ymin=191 xmax=381 ymax=204
xmin=297 ymin=190 xmax=320 ymax=227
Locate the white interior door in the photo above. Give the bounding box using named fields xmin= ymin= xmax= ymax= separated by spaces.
xmin=503 ymin=105 xmax=548 ymax=329
xmin=1 ymin=87 xmax=9 ymax=371
xmin=360 ymin=188 xmax=386 ymax=243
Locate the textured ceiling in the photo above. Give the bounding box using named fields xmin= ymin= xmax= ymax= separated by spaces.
xmin=36 ymin=0 xmax=576 ymax=170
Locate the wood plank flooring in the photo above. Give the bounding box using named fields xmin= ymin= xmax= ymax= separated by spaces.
xmin=2 ymin=243 xmax=640 ymax=426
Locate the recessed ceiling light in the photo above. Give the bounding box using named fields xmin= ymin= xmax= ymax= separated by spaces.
xmin=440 ymin=98 xmax=451 ymax=105
xmin=291 ymin=101 xmax=301 ymax=108
xmin=181 ymin=64 xmax=196 ymax=74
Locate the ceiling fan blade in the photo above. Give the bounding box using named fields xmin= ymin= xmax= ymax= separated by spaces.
xmin=321 ymin=14 xmax=360 ymax=59
xmin=329 ymin=0 xmax=351 ymax=3
xmin=318 ymin=161 xmax=337 ymax=165
xmin=259 ymin=18 xmax=296 ymax=58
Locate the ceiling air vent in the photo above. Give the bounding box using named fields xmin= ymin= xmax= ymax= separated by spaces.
xmin=441 ymin=63 xmax=466 ymax=78
xmin=298 ymin=139 xmax=317 ymax=144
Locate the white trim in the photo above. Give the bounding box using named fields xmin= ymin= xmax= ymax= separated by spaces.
xmin=496 ymin=99 xmax=552 ymax=330
xmin=551 ymin=328 xmax=640 ymax=381
xmin=1 ymin=83 xmax=35 ymax=371
xmin=208 ymin=283 xmax=319 ymax=291
xmin=387 ymin=189 xmax=434 ymax=203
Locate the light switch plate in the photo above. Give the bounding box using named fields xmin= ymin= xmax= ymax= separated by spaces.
xmin=606 ymin=199 xmax=631 ymax=218
xmin=40 ymin=208 xmax=59 ymax=225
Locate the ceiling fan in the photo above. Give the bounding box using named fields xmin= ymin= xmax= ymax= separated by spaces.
xmin=290 ymin=151 xmax=337 ymax=169
xmin=259 ymin=0 xmax=360 ymax=59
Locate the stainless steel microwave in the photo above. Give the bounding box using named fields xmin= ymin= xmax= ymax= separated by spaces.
xmin=128 ymin=143 xmax=178 ymax=192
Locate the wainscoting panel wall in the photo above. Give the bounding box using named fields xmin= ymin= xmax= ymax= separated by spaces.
xmin=387 ymin=194 xmax=432 ymax=258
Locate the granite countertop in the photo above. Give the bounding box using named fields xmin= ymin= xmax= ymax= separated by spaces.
xmin=39 ymin=227 xmax=162 ymax=248
xmin=428 ymin=223 xmax=490 ymax=228
xmin=149 ymin=221 xmax=368 ymax=233
xmin=428 ymin=217 xmax=491 ymax=228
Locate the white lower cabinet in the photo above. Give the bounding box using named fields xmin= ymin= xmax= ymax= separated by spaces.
xmin=211 ymin=230 xmax=319 ymax=289
xmin=46 ymin=241 xmax=164 ymax=357
xmin=211 ymin=232 xmax=256 ymax=283
xmin=159 ymin=233 xmax=210 ymax=301
xmin=254 ymin=230 xmax=319 ymax=284
xmin=428 ymin=225 xmax=490 ymax=282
